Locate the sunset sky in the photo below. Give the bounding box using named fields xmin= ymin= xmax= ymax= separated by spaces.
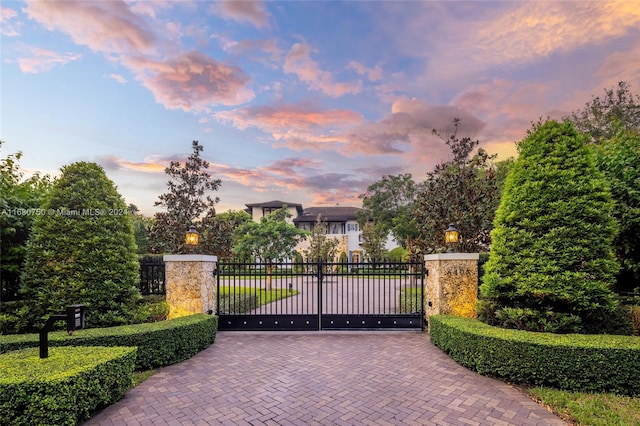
xmin=2 ymin=1 xmax=639 ymax=216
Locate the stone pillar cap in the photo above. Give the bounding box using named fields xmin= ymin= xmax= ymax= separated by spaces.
xmin=424 ymin=253 xmax=479 ymax=261
xmin=163 ymin=254 xmax=218 ymax=262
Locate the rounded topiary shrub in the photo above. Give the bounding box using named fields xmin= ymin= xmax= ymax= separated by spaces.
xmin=20 ymin=162 xmax=140 ymax=330
xmin=479 ymin=120 xmax=621 ymax=334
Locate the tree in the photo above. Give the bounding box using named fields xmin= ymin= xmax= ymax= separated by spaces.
xmin=359 ymin=173 xmax=420 ymax=257
xmin=593 ymin=127 xmax=640 ymax=292
xmin=359 ymin=222 xmax=388 ymax=262
xmin=0 ymin=142 xmax=52 ymax=301
xmin=413 ymin=118 xmax=500 ymax=253
xmin=200 ymin=209 xmax=251 ymax=260
xmin=302 ymin=215 xmax=340 ymax=262
xmin=479 ymin=120 xmax=620 ymax=334
xmin=148 ymin=141 xmax=221 ymax=254
xmin=233 ymin=206 xmax=308 ymax=288
xmin=567 ymin=82 xmax=640 ymax=293
xmin=569 ymin=81 xmax=640 ymax=143
xmin=20 ymin=162 xmax=140 ymax=329
xmin=128 ymin=204 xmax=152 ymax=254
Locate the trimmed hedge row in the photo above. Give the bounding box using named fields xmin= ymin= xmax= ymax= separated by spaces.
xmin=429 ymin=315 xmax=640 ymax=395
xmin=0 ymin=346 xmax=136 ymax=426
xmin=0 ymin=314 xmax=218 ymax=370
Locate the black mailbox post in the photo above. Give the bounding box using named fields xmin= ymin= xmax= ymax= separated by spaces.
xmin=39 ymin=304 xmax=86 ymax=359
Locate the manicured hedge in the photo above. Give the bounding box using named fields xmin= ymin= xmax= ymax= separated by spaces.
xmin=0 ymin=346 xmax=136 ymax=426
xmin=429 ymin=315 xmax=640 ymax=395
xmin=0 ymin=314 xmax=217 ymax=370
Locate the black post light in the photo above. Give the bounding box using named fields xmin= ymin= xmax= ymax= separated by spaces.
xmin=445 ymin=223 xmax=459 ymax=253
xmin=186 ymin=225 xmax=199 ymax=252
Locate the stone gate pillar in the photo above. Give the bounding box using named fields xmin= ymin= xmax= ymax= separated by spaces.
xmin=163 ymin=255 xmax=217 ymax=319
xmin=424 ymin=253 xmax=479 ymax=325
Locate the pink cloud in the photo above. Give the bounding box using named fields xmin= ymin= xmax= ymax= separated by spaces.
xmin=212 ymin=0 xmax=270 ymax=29
xmin=217 ymin=98 xmax=485 ymax=162
xmin=347 ymin=61 xmax=383 ymax=82
xmin=99 ymin=155 xmax=167 ymax=173
xmin=123 ymin=51 xmax=254 ymax=111
xmin=24 ymin=0 xmax=157 ymax=55
xmin=216 ymin=103 xmax=362 ymax=132
xmin=284 ymin=42 xmax=362 ymax=97
xmin=1 ymin=7 xmax=21 ymax=36
xmin=17 ymin=47 xmax=82 ymax=73
xmin=215 ymin=36 xmax=282 ymax=68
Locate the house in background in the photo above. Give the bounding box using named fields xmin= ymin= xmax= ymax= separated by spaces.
xmin=245 ymin=200 xmax=303 ymax=224
xmin=244 ymin=200 xmax=397 ymax=262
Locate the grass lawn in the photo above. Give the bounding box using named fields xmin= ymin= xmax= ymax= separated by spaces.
xmin=218 ymin=286 xmax=300 ymax=313
xmin=524 ymin=386 xmax=640 ymax=425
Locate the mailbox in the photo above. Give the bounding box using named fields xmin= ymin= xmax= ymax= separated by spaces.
xmin=39 ymin=304 xmax=86 ymax=358
xmin=66 ymin=304 xmax=86 ymax=334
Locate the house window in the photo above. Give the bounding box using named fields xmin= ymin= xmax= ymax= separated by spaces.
xmin=347 ymin=223 xmax=358 ymax=232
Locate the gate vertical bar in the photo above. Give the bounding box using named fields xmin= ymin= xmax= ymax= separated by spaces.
xmin=317 ymin=258 xmax=323 ymax=330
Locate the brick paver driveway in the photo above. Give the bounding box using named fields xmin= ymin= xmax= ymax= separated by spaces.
xmin=85 ymin=332 xmax=566 ymax=426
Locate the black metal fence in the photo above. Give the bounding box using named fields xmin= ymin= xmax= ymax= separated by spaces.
xmin=138 ymin=257 xmax=165 ymax=295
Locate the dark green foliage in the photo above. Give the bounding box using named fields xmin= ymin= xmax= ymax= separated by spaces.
xmin=413 ymin=119 xmax=501 ymax=253
xmin=128 ymin=204 xmax=151 ymax=254
xmin=480 ymin=120 xmax=619 ymax=333
xmin=358 ymin=222 xmax=388 ymax=261
xmin=359 ymin=173 xmax=420 ymax=254
xmin=389 ymin=247 xmax=409 ymax=263
xmin=302 ymin=215 xmax=340 ymax=261
xmin=0 ymin=301 xmax=29 ymax=335
xmin=0 ymin=142 xmax=52 ymax=301
xmin=569 ymin=81 xmax=640 ymax=143
xmin=201 ymin=210 xmax=251 ymax=259
xmin=132 ymin=296 xmax=169 ymax=324
xmin=19 ymin=162 xmax=140 ymax=330
xmin=429 ymin=315 xmax=640 ymax=395
xmin=0 ymin=313 xmax=217 ymax=371
xmin=233 ymin=206 xmax=308 ymax=262
xmin=148 ymin=141 xmax=221 ymax=254
xmin=0 ymin=346 xmax=136 ymax=426
xmin=593 ymin=128 xmax=640 ymax=292
xmin=218 ymin=294 xmax=258 ymax=314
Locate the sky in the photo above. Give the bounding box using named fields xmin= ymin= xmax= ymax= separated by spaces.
xmin=1 ymin=1 xmax=639 ymax=216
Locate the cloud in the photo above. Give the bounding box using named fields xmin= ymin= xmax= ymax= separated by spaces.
xmin=23 ymin=0 xmax=254 ymax=111
xmin=214 ymin=36 xmax=282 ymax=67
xmin=1 ymin=7 xmax=21 ymax=36
xmin=344 ymin=97 xmax=485 ymax=157
xmin=284 ymin=42 xmax=362 ymax=97
xmin=212 ymin=0 xmax=270 ymax=29
xmin=24 ymin=0 xmax=157 ymax=55
xmin=107 ymin=73 xmax=128 ymax=84
xmin=595 ymin=44 xmax=640 ymax=88
xmin=376 ymin=2 xmax=640 ymax=90
xmin=347 ymin=61 xmax=383 ymax=82
xmin=216 ymin=103 xmax=362 ymax=132
xmin=471 ymin=2 xmax=640 ymax=67
xmin=123 ymin=51 xmax=254 ymax=111
xmin=99 ymin=155 xmax=167 ymax=173
xmin=17 ymin=47 xmax=82 ymax=73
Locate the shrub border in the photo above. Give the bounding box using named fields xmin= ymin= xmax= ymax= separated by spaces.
xmin=0 ymin=346 xmax=136 ymax=426
xmin=0 ymin=314 xmax=218 ymax=370
xmin=429 ymin=315 xmax=640 ymax=395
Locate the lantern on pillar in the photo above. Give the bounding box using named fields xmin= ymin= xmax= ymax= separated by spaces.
xmin=445 ymin=223 xmax=459 ymax=253
xmin=185 ymin=225 xmax=199 ymax=250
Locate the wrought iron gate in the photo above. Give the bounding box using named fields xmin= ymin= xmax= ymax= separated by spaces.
xmin=216 ymin=260 xmax=424 ymax=331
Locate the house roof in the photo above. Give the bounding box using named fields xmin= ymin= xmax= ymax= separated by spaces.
xmin=293 ymin=206 xmax=362 ymax=223
xmin=245 ymin=200 xmax=304 ymax=215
